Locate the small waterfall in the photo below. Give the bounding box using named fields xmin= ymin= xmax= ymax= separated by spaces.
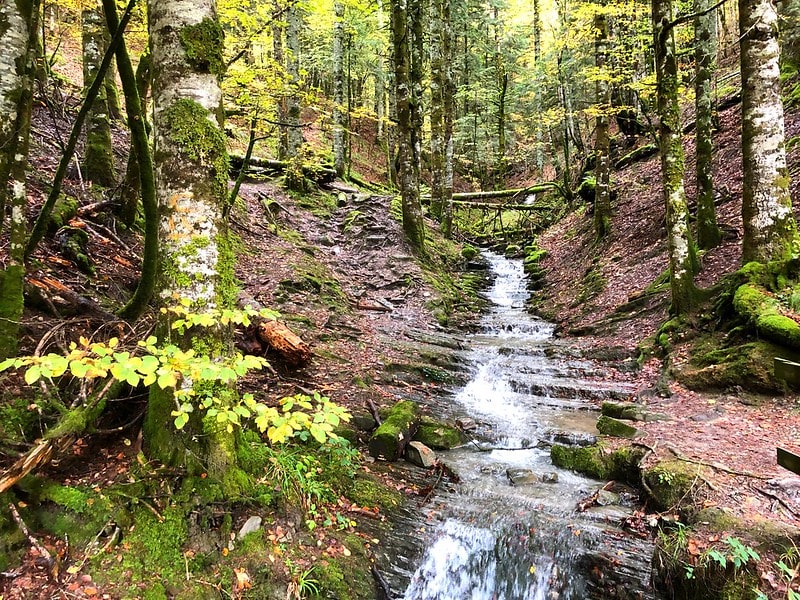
xmin=396 ymin=250 xmax=653 ymax=600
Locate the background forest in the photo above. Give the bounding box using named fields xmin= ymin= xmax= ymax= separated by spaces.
xmin=2 ymin=0 xmax=800 ymax=598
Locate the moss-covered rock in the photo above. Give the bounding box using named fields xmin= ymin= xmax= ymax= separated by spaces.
xmin=733 ymin=282 xmax=800 ymax=350
xmin=596 ymin=415 xmax=641 ymax=438
xmin=601 ymin=401 xmax=670 ymax=422
xmin=676 ymin=340 xmax=786 ymax=392
xmin=550 ymin=442 xmax=644 ymax=483
xmin=368 ymin=400 xmax=419 ymax=461
xmin=412 ymin=420 xmax=464 ymax=449
xmin=47 ymin=193 xmax=78 ymax=233
xmin=315 ymin=534 xmax=375 ymax=600
xmin=348 ymin=475 xmax=403 ymax=511
xmin=642 ymin=460 xmax=703 ymax=511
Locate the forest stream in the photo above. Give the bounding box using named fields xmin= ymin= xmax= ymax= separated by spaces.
xmin=373 ymin=251 xmax=656 ymax=599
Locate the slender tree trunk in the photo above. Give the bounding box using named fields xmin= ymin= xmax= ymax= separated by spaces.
xmin=392 ymin=0 xmax=425 ymax=250
xmin=376 ymin=0 xmax=387 ymax=143
xmin=82 ymin=0 xmax=116 ymax=187
xmin=273 ymin=0 xmax=288 ymax=160
xmin=740 ymin=0 xmax=798 ymax=263
xmin=695 ymin=0 xmax=721 ymax=249
xmin=333 ymin=1 xmax=346 ymax=176
xmin=145 ymin=0 xmax=244 ymax=490
xmin=441 ymin=0 xmax=455 ymax=237
xmin=410 ymin=0 xmax=424 ymax=179
xmin=654 ymin=0 xmax=697 ymax=314
xmin=594 ymin=9 xmax=612 ymax=239
xmin=118 ymin=49 xmax=151 ymax=227
xmin=429 ymin=0 xmax=445 ymax=220
xmin=286 ymin=2 xmax=303 ymax=156
xmin=0 ymin=0 xmax=40 ymax=360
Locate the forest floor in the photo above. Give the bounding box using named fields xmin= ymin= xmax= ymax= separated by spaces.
xmin=5 ymin=74 xmax=800 ymax=599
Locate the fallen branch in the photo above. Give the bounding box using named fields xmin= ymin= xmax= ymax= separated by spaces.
xmin=9 ymin=503 xmax=54 ymax=569
xmin=754 ymin=486 xmax=800 ymax=519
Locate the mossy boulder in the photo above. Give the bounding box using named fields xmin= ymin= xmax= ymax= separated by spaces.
xmin=47 ymin=194 xmax=78 ymax=233
xmin=642 ymin=460 xmax=703 ymax=511
xmin=550 ymin=442 xmax=644 ymax=483
xmin=413 ymin=419 xmax=464 ymax=449
xmin=601 ymin=401 xmax=670 ymax=422
xmin=596 ymin=415 xmax=641 ymax=438
xmin=368 ymin=400 xmax=420 ymax=461
xmin=348 ymin=475 xmax=403 ymax=511
xmin=676 ymin=340 xmax=786 ymax=393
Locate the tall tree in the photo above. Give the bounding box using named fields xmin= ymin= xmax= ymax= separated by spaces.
xmin=285 ymin=1 xmax=303 ymax=156
xmin=273 ymin=0 xmax=289 ymax=159
xmin=593 ymin=7 xmax=612 ymax=239
xmin=740 ymin=0 xmax=798 ymax=263
xmin=654 ymin=0 xmax=696 ymax=314
xmin=0 ymin=0 xmax=40 ymax=360
xmin=333 ymin=1 xmax=346 ymax=175
xmin=694 ymin=0 xmax=721 ymax=249
xmin=392 ymin=0 xmax=425 ymax=249
xmin=82 ymin=0 xmax=116 ymax=186
xmin=144 ymin=0 xmax=245 ymax=488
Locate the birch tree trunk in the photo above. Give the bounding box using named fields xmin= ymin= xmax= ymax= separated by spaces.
xmin=82 ymin=0 xmax=116 ymax=187
xmin=695 ymin=0 xmax=721 ymax=249
xmin=654 ymin=0 xmax=697 ymax=314
xmin=144 ymin=0 xmax=244 ymax=489
xmin=0 ymin=0 xmax=40 ymax=360
xmin=392 ymin=0 xmax=425 ymax=250
xmin=740 ymin=0 xmax=798 ymax=263
xmin=333 ymin=1 xmax=346 ymax=176
xmin=594 ymin=9 xmax=612 ymax=239
xmin=285 ymin=2 xmax=303 ymax=156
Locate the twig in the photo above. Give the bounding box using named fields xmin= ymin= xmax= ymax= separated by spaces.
xmin=365 ymin=398 xmax=382 ymax=426
xmin=9 ymin=503 xmax=54 ymax=565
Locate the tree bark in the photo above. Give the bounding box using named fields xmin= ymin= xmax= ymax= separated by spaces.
xmin=695 ymin=0 xmax=721 ymax=249
xmin=333 ymin=1 xmax=346 ymax=176
xmin=145 ymin=0 xmax=243 ymax=489
xmin=285 ymin=1 xmax=303 ymax=157
xmin=0 ymin=0 xmax=40 ymax=360
xmin=594 ymin=8 xmax=612 ymax=239
xmin=392 ymin=0 xmax=426 ymax=250
xmin=82 ymin=0 xmax=116 ymax=187
xmin=272 ymin=0 xmax=288 ymax=160
xmin=654 ymin=0 xmax=697 ymax=314
xmin=740 ymin=0 xmax=798 ymax=264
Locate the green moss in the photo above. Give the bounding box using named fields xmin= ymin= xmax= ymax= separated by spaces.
xmin=314 ymin=534 xmax=374 ymax=600
xmin=643 ymin=460 xmax=702 ymax=511
xmin=413 ymin=421 xmax=464 ymax=449
xmin=179 ymin=18 xmax=226 ymax=76
xmin=47 ymin=193 xmax=78 ymax=233
xmin=550 ymin=442 xmax=644 ymax=483
xmin=756 ymin=313 xmax=800 ymax=348
xmin=368 ymin=400 xmax=419 ymax=460
xmin=461 ymin=244 xmax=478 ymax=260
xmin=596 ymin=415 xmax=641 ymax=438
xmin=348 ymin=476 xmax=402 ymax=510
xmin=160 ymin=98 xmax=228 ymax=198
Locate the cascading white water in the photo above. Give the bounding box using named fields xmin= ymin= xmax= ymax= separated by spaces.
xmin=401 ymin=250 xmax=646 ymax=600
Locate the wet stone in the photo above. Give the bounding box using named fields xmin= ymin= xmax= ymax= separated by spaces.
xmin=405 ymin=441 xmax=436 ymax=468
xmin=506 ymin=468 xmax=540 ymax=485
xmin=237 ymin=516 xmax=262 ymax=539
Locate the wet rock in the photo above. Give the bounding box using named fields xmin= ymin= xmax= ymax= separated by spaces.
xmin=596 ymin=489 xmax=620 ymax=506
xmin=352 ymin=412 xmax=378 ymax=432
xmin=506 ymin=468 xmax=539 ymax=485
xmin=413 ymin=420 xmax=464 ymax=449
xmin=550 ymin=430 xmax=598 ymax=447
xmin=456 ymin=417 xmax=478 ymax=431
xmin=405 ymin=441 xmax=436 ymax=468
xmin=237 ymin=516 xmax=262 ymax=539
xmin=540 ymin=472 xmax=559 ymax=483
xmin=601 ymin=401 xmax=671 ymax=422
xmin=596 ymin=416 xmax=641 ymax=438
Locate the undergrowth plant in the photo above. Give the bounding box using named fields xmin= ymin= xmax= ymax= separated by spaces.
xmin=0 ymin=304 xmax=350 ymax=445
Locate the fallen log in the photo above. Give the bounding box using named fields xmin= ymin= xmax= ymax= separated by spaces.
xmin=422 ymin=182 xmax=565 ymax=203
xmin=257 ymin=320 xmax=312 ymax=367
xmin=229 ymin=154 xmax=337 ymax=183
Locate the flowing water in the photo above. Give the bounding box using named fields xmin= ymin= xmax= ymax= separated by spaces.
xmin=375 ymin=251 xmax=655 ymax=600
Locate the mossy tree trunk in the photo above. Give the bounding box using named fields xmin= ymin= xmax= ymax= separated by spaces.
xmin=740 ymin=0 xmax=798 ymax=264
xmin=332 ymin=1 xmax=346 ymax=176
xmin=144 ymin=0 xmax=244 ymax=491
xmin=82 ymin=0 xmax=116 ymax=187
xmin=272 ymin=0 xmax=288 ymax=160
xmin=393 ymin=0 xmax=425 ymax=250
xmin=695 ymin=0 xmax=721 ymax=250
xmin=118 ymin=49 xmax=151 ymax=227
xmin=103 ymin=0 xmax=157 ymax=322
xmin=0 ymin=0 xmax=40 ymax=360
xmin=593 ymin=7 xmax=612 ymax=239
xmin=654 ymin=0 xmax=697 ymax=314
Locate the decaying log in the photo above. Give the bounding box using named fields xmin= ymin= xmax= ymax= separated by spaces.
xmin=257 ymin=320 xmax=312 ymax=367
xmin=25 ymin=276 xmax=117 ymax=320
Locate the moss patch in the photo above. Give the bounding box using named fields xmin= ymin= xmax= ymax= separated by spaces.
xmin=413 ymin=420 xmax=464 ymax=449
xmin=677 ymin=340 xmax=786 ymax=393
xmin=368 ymin=400 xmax=419 ymax=461
xmin=642 ymin=460 xmax=704 ymax=512
xmin=550 ymin=442 xmax=644 ymax=483
xmin=179 ymin=18 xmax=226 ymax=76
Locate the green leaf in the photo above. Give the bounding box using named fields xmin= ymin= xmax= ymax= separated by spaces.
xmin=70 ymin=360 xmax=89 ymax=378
xmin=157 ymin=371 xmax=179 ymax=389
xmin=173 ymin=412 xmax=189 ymax=429
xmin=0 ymin=358 xmax=14 ymax=372
xmin=139 ymin=355 xmax=160 ymax=375
xmin=24 ymin=365 xmax=41 ymax=385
